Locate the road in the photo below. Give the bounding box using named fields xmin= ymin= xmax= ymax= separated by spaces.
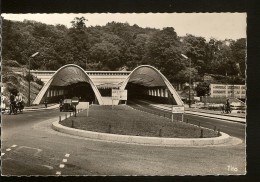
xmin=128 ymin=100 xmax=246 ymax=140
xmin=1 ymin=105 xmax=246 ymax=175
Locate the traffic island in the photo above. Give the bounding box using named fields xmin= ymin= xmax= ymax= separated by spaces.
xmin=52 ymin=105 xmax=232 ymax=146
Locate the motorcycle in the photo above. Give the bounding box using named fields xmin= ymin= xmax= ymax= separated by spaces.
xmin=221 ymin=104 xmax=232 ymax=114
xmin=9 ymin=102 xmax=18 ymax=115
xmin=9 ymin=101 xmax=24 ymax=115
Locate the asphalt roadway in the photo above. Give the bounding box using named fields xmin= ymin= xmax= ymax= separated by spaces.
xmin=1 ymin=104 xmax=246 ymax=176
xmin=128 ymin=100 xmax=246 ymax=140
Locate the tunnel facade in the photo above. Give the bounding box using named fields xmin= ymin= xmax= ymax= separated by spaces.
xmin=33 ymin=64 xmax=183 ymax=106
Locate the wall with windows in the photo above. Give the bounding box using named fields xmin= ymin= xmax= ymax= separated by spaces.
xmin=210 ymin=84 xmax=246 ymax=99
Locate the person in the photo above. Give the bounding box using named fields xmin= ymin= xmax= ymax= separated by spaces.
xmin=9 ymin=92 xmax=16 ymax=115
xmin=59 ymin=98 xmax=63 ymax=106
xmin=226 ymin=99 xmax=231 ymax=114
xmin=44 ymin=99 xmax=48 ymax=108
xmin=1 ymin=93 xmax=7 ymax=113
xmin=221 ymin=104 xmax=225 ymax=114
xmin=15 ymin=92 xmax=24 ymax=112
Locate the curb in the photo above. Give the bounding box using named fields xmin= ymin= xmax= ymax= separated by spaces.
xmin=52 ymin=120 xmax=231 ymax=147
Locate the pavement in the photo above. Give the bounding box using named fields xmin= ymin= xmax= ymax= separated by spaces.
xmin=2 ymin=106 xmax=246 ymax=175
xmin=152 ymin=104 xmax=246 ymax=123
xmin=23 ymin=103 xmax=60 ymax=111
xmin=134 ymin=100 xmax=246 ymax=123
xmin=1 ymin=104 xmax=60 ymax=114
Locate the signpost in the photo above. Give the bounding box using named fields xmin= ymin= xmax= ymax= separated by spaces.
xmin=171 ymin=105 xmax=185 ymax=122
xmin=71 ymin=97 xmax=79 ymax=117
xmin=86 ymin=102 xmax=89 ymax=117
xmin=111 ymin=89 xmax=128 ymax=109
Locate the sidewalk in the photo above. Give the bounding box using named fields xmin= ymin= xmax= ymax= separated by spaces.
xmin=23 ymin=103 xmax=59 ymax=111
xmin=150 ymin=104 xmax=246 ymax=124
xmin=185 ymin=107 xmax=245 ymax=118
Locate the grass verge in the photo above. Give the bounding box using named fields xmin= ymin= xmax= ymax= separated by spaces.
xmin=60 ymin=105 xmax=218 ymax=138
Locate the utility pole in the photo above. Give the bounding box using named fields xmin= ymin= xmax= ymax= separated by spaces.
xmin=181 ymin=54 xmax=191 ymax=108
xmin=28 ymin=52 xmax=39 ymax=106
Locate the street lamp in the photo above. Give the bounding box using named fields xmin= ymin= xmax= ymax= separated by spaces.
xmin=181 ymin=54 xmax=191 ymax=108
xmin=28 ymin=52 xmax=39 ymax=106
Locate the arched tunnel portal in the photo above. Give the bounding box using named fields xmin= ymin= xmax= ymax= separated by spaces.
xmin=120 ymin=65 xmax=183 ymax=105
xmin=33 ymin=64 xmax=104 ymax=105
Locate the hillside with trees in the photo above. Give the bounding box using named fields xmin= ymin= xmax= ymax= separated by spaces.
xmin=2 ymin=17 xmax=246 ymax=97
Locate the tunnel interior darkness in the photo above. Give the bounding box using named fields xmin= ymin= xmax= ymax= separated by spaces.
xmin=66 ymin=82 xmax=96 ymax=102
xmin=45 ymin=82 xmax=96 ymax=104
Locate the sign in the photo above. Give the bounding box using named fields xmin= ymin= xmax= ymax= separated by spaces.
xmin=172 ymin=106 xmax=185 ymax=113
xmin=112 ymin=89 xmax=128 ymax=100
xmin=112 ymin=89 xmax=119 ymax=100
xmin=71 ymin=97 xmax=79 ymax=105
xmin=118 ymin=90 xmax=127 ymax=100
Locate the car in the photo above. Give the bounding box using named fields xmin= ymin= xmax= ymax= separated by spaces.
xmin=60 ymin=99 xmax=75 ymax=112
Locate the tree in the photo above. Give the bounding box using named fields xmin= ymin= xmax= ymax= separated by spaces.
xmin=181 ymin=34 xmax=207 ymax=76
xmin=175 ymin=67 xmax=200 ymax=84
xmin=195 ymin=82 xmax=210 ymax=97
xmin=71 ymin=17 xmax=87 ymax=29
xmin=230 ymin=38 xmax=246 ymax=77
xmin=89 ymin=42 xmax=121 ymax=70
xmin=144 ymin=27 xmax=183 ymax=83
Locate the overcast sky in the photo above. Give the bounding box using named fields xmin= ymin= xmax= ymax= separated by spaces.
xmin=2 ymin=13 xmax=246 ymax=41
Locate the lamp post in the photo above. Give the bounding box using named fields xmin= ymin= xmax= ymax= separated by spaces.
xmin=181 ymin=54 xmax=191 ymax=108
xmin=28 ymin=52 xmax=39 ymax=106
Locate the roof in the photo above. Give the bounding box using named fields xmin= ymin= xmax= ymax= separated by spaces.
xmin=127 ymin=66 xmax=166 ymax=87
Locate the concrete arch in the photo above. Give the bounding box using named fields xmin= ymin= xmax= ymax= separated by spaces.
xmin=120 ymin=65 xmax=183 ymax=105
xmin=33 ymin=64 xmax=104 ymax=105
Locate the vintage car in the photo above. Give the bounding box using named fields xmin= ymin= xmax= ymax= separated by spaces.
xmin=60 ymin=99 xmax=75 ymax=112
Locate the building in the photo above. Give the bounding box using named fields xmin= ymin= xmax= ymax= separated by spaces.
xmin=210 ymin=84 xmax=246 ymax=99
xmin=32 ymin=64 xmax=183 ymax=106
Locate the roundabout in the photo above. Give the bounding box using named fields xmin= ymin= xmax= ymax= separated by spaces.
xmin=52 ymin=105 xmax=234 ymax=147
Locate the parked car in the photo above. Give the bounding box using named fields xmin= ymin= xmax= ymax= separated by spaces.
xmin=60 ymin=99 xmax=75 ymax=112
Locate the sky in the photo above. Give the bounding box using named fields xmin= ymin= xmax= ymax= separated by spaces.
xmin=2 ymin=13 xmax=246 ymax=41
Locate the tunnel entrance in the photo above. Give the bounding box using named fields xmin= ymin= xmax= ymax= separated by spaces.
xmin=66 ymin=82 xmax=96 ymax=103
xmin=46 ymin=82 xmax=96 ymax=104
xmin=125 ymin=82 xmax=175 ymax=104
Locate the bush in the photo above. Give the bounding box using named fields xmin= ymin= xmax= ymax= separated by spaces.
xmin=3 ymin=60 xmax=21 ymax=67
xmin=2 ymin=74 xmax=19 ymax=84
xmin=36 ymin=78 xmax=44 ymax=86
xmin=24 ymin=74 xmax=34 ymax=82
xmin=6 ymin=82 xmax=19 ymax=95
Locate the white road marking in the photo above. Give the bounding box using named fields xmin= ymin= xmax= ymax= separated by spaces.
xmin=1 ymin=153 xmax=5 ymax=156
xmin=65 ymin=154 xmax=70 ymax=157
xmin=56 ymin=171 xmax=61 ymax=175
xmin=11 ymin=145 xmax=17 ymax=148
xmin=42 ymin=165 xmax=54 ymax=170
xmin=6 ymin=148 xmax=11 ymax=151
xmin=59 ymin=164 xmax=65 ymax=168
xmin=62 ymin=159 xmax=68 ymax=163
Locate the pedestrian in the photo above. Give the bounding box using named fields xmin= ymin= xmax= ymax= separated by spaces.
xmin=15 ymin=92 xmax=24 ymax=112
xmin=226 ymin=99 xmax=231 ymax=114
xmin=1 ymin=93 xmax=7 ymax=113
xmin=9 ymin=92 xmax=16 ymax=115
xmin=44 ymin=99 xmax=48 ymax=108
